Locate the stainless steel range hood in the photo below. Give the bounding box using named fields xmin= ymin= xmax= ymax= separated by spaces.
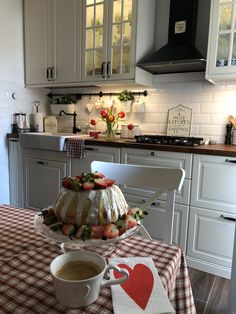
xmin=138 ymin=0 xmax=206 ymax=74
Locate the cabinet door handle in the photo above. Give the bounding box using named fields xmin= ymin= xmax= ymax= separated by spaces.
xmin=225 ymin=159 xmax=236 ymax=163
xmin=51 ymin=67 xmax=55 ymax=81
xmin=37 ymin=161 xmax=49 ymax=165
xmin=142 ymin=199 xmax=160 ymax=207
xmin=220 ymin=214 xmax=236 ymax=222
xmin=101 ymin=62 xmax=106 ymax=78
xmin=85 ymin=147 xmax=98 ymax=151
xmin=107 ymin=61 xmax=110 ymax=78
xmin=46 ymin=67 xmax=50 ymax=80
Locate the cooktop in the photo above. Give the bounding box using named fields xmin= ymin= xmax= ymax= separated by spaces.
xmin=134 ymin=135 xmax=204 ymax=147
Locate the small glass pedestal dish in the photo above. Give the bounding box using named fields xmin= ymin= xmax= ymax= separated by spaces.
xmin=34 ymin=214 xmax=141 ymax=256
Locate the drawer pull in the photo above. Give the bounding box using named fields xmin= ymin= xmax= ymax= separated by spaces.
xmin=151 ymin=152 xmax=155 ymax=156
xmin=85 ymin=147 xmax=98 ymax=151
xmin=220 ymin=214 xmax=236 ymax=222
xmin=225 ymin=159 xmax=236 ymax=163
xmin=142 ymin=199 xmax=160 ymax=207
xmin=37 ymin=161 xmax=48 ymax=165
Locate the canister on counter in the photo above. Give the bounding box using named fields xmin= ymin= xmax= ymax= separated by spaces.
xmin=44 ymin=116 xmax=57 ymax=133
xmin=128 ymin=124 xmax=140 ymax=138
xmin=120 ymin=124 xmax=128 ymax=138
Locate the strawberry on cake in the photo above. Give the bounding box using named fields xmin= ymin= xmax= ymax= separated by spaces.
xmin=40 ymin=171 xmax=147 ymax=240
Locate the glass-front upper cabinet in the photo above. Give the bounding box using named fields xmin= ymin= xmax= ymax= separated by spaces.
xmin=81 ymin=0 xmax=135 ymax=81
xmin=206 ymin=0 xmax=236 ymax=82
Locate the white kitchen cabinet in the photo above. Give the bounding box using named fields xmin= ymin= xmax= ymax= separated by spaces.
xmin=8 ymin=138 xmax=23 ymax=207
xmin=191 ymin=154 xmax=236 ymax=214
xmin=187 ymin=207 xmax=236 ymax=279
xmin=188 ymin=154 xmax=236 ymax=278
xmin=22 ymin=149 xmax=68 ymax=211
xmin=121 ymin=148 xmax=192 ymax=250
xmin=81 ymin=0 xmax=155 ymax=85
xmin=126 ymin=194 xmax=188 ymax=250
xmin=24 ymin=0 xmax=81 ymax=86
xmin=206 ymin=0 xmax=236 ymax=82
xmin=71 ymin=145 xmax=120 ymax=175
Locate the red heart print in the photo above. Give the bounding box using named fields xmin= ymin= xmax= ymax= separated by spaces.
xmin=113 ymin=263 xmax=154 ymax=310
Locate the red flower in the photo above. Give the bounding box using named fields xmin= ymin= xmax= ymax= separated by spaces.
xmin=90 ymin=119 xmax=97 ymax=126
xmin=127 ymin=123 xmax=134 ymax=130
xmin=108 ymin=115 xmax=115 ymax=122
xmin=118 ymin=111 xmax=125 ymax=119
xmin=101 ymin=110 xmax=107 ymax=118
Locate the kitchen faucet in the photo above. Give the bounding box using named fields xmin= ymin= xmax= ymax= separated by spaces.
xmin=59 ymin=110 xmax=81 ymax=134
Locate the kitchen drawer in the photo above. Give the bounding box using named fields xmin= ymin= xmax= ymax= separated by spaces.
xmin=124 ymin=193 xmax=189 ymax=251
xmin=121 ymin=147 xmax=192 ymax=205
xmin=187 ymin=206 xmax=236 ymax=270
xmin=191 ymin=154 xmax=236 ymax=214
xmin=121 ymin=148 xmax=192 ymax=179
xmin=122 ymin=179 xmax=190 ymax=206
xmin=71 ymin=146 xmax=120 ymax=175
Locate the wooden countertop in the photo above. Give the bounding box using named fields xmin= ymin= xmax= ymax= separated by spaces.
xmin=84 ymin=138 xmax=236 ymax=157
xmin=8 ymin=133 xmax=236 ymax=157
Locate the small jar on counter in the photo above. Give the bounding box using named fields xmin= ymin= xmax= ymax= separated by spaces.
xmin=232 ymin=129 xmax=236 ymax=145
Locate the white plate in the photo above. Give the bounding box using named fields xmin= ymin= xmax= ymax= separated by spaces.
xmin=34 ymin=214 xmax=141 ymax=247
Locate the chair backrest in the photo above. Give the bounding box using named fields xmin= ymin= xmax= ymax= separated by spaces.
xmin=91 ymin=161 xmax=185 ymax=244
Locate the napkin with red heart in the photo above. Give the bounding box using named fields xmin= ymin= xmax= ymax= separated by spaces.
xmin=109 ymin=257 xmax=175 ymax=314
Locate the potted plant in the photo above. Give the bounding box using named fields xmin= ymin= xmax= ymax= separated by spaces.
xmin=60 ymin=95 xmax=76 ymax=104
xmin=118 ymin=90 xmax=134 ymax=113
xmin=118 ymin=90 xmax=134 ymax=102
xmin=50 ymin=95 xmax=77 ymax=115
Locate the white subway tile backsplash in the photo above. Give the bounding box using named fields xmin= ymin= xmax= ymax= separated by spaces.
xmin=190 ymin=92 xmax=213 ymax=103
xmin=192 ymin=114 xmax=211 ymax=124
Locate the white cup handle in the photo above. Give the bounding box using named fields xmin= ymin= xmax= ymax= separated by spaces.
xmin=101 ymin=264 xmax=129 ymax=288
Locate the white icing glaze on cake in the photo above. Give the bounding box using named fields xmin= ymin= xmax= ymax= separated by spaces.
xmin=53 ymin=185 xmax=128 ymax=226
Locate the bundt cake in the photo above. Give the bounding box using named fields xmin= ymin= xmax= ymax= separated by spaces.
xmin=40 ymin=171 xmax=146 ymax=240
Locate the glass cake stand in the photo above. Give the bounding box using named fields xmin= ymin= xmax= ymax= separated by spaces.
xmin=34 ymin=213 xmax=141 ymax=255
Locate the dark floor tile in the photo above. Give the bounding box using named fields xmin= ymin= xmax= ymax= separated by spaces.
xmin=204 ymin=276 xmax=236 ymax=314
xmin=189 ymin=268 xmax=215 ymax=303
xmin=194 ymin=299 xmax=206 ymax=314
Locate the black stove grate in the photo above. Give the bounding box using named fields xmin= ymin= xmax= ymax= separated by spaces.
xmin=134 ymin=135 xmax=204 ymax=147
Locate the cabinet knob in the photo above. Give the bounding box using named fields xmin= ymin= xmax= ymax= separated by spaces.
xmin=151 ymin=151 xmax=155 ymax=156
xmin=143 ymin=199 xmax=160 ymax=207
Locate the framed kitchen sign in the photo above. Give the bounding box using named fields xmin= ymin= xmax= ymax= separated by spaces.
xmin=167 ymin=104 xmax=192 ymax=137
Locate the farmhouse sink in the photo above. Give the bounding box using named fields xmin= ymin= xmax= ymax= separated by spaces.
xmin=19 ymin=132 xmax=90 ymax=151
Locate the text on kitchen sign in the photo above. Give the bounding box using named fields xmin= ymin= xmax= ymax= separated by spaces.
xmin=167 ymin=104 xmax=192 ymax=137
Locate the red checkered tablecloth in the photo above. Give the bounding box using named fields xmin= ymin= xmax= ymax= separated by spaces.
xmin=0 ymin=205 xmax=196 ymax=314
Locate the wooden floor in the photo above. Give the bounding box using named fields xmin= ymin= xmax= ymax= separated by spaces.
xmin=189 ymin=268 xmax=236 ymax=314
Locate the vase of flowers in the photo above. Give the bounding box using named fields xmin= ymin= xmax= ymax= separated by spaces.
xmin=100 ymin=106 xmax=125 ymax=139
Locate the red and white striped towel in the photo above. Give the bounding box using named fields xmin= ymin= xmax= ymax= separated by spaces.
xmin=65 ymin=138 xmax=85 ymax=158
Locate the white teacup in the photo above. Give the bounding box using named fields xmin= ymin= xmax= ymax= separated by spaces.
xmin=50 ymin=251 xmax=129 ymax=308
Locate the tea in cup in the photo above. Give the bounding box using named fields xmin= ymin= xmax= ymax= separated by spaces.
xmin=50 ymin=250 xmax=129 ymax=308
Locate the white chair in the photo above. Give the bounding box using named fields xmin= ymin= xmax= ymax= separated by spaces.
xmin=91 ymin=161 xmax=185 ymax=244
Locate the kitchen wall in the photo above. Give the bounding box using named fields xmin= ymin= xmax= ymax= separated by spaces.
xmin=0 ymin=0 xmax=48 ymax=204
xmin=1 ymin=0 xmax=236 ymax=205
xmin=56 ymin=77 xmax=236 ymax=145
